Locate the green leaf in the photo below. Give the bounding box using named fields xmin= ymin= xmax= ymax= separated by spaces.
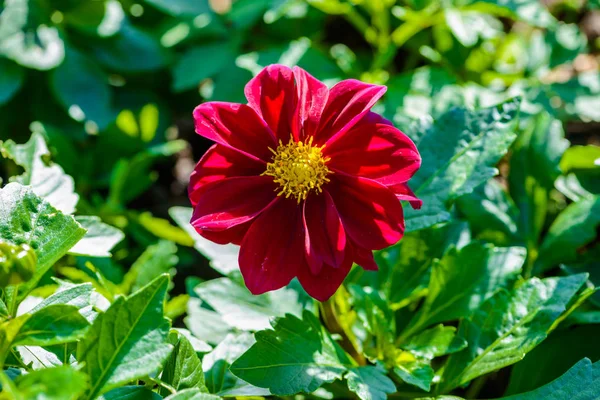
xmin=194 ymin=277 xmax=302 ymax=331
xmin=0 ymin=58 xmax=24 ymax=105
xmin=164 ymin=389 xmax=221 ymax=400
xmin=121 ymin=240 xmax=178 ymax=294
xmin=10 ymin=366 xmax=88 ymax=400
xmin=69 ymin=216 xmax=124 ymax=258
xmin=506 ymin=325 xmax=600 ymax=395
xmin=185 ymin=298 xmax=231 ymax=345
xmin=169 ymin=207 xmax=239 ymax=276
xmin=0 ymin=183 xmax=86 ymax=298
xmin=404 ymin=98 xmax=520 ymax=232
xmin=561 ymin=146 xmax=600 ymax=173
xmin=499 ymin=358 xmax=600 ymax=400
xmin=49 ymin=47 xmax=114 ymax=130
xmin=99 ymin=386 xmax=163 ymax=400
xmin=401 ymin=243 xmax=525 ymax=339
xmin=535 ymin=196 xmax=600 ymax=272
xmin=160 ymin=330 xmax=208 ymax=397
xmin=473 ymin=0 xmax=556 ymax=27
xmin=143 ymin=0 xmax=211 ymax=17
xmin=30 ymin=282 xmax=96 ymax=322
xmin=77 ymin=274 xmax=173 ymax=399
xmin=1 ymin=132 xmax=79 ymax=214
xmin=15 ymin=304 xmax=89 ymax=346
xmin=403 ymin=325 xmax=467 ymax=360
xmin=440 ymin=274 xmax=589 ymax=392
xmin=444 ymin=9 xmax=479 ymax=47
xmin=230 ymin=311 xmax=351 ymax=395
xmin=346 ymin=366 xmax=396 ymax=400
xmin=393 ymin=354 xmax=434 ymax=391
xmin=172 ymin=42 xmax=237 ymax=92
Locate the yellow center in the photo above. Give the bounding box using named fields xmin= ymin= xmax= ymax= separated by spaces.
xmin=263 ymin=137 xmax=331 ymax=203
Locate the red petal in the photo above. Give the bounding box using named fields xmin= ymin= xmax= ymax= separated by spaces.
xmin=191 ymin=176 xmax=277 ymax=232
xmin=244 ymin=64 xmax=296 ymax=142
xmin=197 ymin=221 xmax=251 ymax=246
xmin=188 ymin=144 xmax=265 ymax=207
xmin=303 ymin=191 xmax=346 ymax=275
xmin=239 ymin=198 xmax=305 ymax=295
xmin=314 ymin=80 xmax=386 ymax=146
xmin=353 ymin=244 xmax=378 ymax=271
xmin=193 ymin=102 xmax=276 ymax=162
xmin=388 ymin=182 xmax=423 ymax=210
xmin=325 ymin=112 xmax=421 ymax=186
xmin=297 ymin=247 xmax=353 ymax=302
xmin=329 ymin=174 xmax=405 ymax=250
xmin=292 ymin=66 xmax=328 ymax=141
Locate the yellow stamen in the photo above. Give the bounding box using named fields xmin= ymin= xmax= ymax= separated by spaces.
xmin=263 ymin=136 xmax=332 ymax=203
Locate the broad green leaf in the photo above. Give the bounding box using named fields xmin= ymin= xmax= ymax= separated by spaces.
xmin=14 ymin=304 xmax=89 ymax=346
xmin=499 ymin=358 xmax=600 ymax=400
xmin=506 ymin=325 xmax=600 ymax=395
xmin=172 ymin=42 xmax=237 ymax=92
xmin=194 ymin=277 xmax=302 ymax=331
xmin=30 ymin=282 xmax=96 ymax=322
xmin=457 ymin=179 xmax=519 ymax=245
xmin=9 ymin=366 xmax=88 ymax=400
xmin=185 ymin=298 xmax=231 ymax=345
xmin=160 ymin=330 xmax=208 ymax=396
xmin=346 ymin=366 xmax=396 ymax=400
xmin=535 ymin=196 xmax=600 ymax=272
xmin=1 ymin=133 xmax=79 ymax=214
xmin=404 ymin=98 xmax=520 ymax=232
xmin=0 ymin=183 xmax=86 ymax=300
xmin=121 ymin=240 xmax=178 ymax=294
xmin=230 ymin=311 xmax=351 ymax=395
xmin=561 ymin=146 xmax=600 ymax=173
xmin=401 ymin=243 xmax=525 ymax=339
xmin=0 ymin=58 xmax=24 ymax=105
xmin=440 ymin=274 xmax=589 ymax=392
xmin=0 ymin=315 xmax=28 ymax=365
xmin=77 ymin=274 xmax=173 ymax=399
xmin=403 ymin=325 xmax=467 ymax=360
xmin=202 ymin=332 xmax=268 ymax=396
xmin=393 ymin=353 xmax=434 ymax=391
xmin=99 ymin=386 xmax=162 ymax=400
xmin=173 ymin=328 xmax=211 ymax=353
xmin=143 ymin=0 xmax=211 ymax=17
xmin=69 ymin=217 xmax=124 ymax=258
xmin=164 ymin=389 xmax=221 ymax=400
xmin=49 ymin=47 xmax=114 ymax=130
xmin=169 ymin=207 xmax=239 ymax=276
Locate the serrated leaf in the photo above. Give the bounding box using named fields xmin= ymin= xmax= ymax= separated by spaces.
xmin=401 ymin=243 xmax=525 ymax=339
xmin=403 ymin=325 xmax=467 ymax=360
xmin=121 ymin=240 xmax=178 ymax=294
xmin=69 ymin=217 xmax=124 ymax=258
xmin=160 ymin=330 xmax=208 ymax=397
xmin=405 ymin=98 xmax=520 ymax=232
xmin=77 ymin=274 xmax=173 ymax=399
xmin=230 ymin=311 xmax=351 ymax=395
xmin=440 ymin=274 xmax=589 ymax=392
xmin=169 ymin=207 xmax=239 ymax=276
xmin=0 ymin=183 xmax=86 ymax=302
xmin=1 ymin=133 xmax=79 ymax=214
xmin=499 ymin=358 xmax=600 ymax=400
xmin=202 ymin=332 xmax=267 ymax=396
xmin=99 ymin=386 xmax=163 ymax=400
xmin=346 ymin=366 xmax=396 ymax=400
xmin=194 ymin=277 xmax=302 ymax=331
xmin=9 ymin=365 xmax=88 ymax=400
xmin=535 ymin=196 xmax=600 ymax=273
xmin=14 ymin=304 xmax=89 ymax=346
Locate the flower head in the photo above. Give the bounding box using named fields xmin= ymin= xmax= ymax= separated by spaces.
xmin=189 ymin=64 xmax=421 ymax=301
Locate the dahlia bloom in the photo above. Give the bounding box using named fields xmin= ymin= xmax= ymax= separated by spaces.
xmin=189 ymin=65 xmax=421 ymax=301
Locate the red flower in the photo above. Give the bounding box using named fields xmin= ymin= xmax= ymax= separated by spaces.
xmin=189 ymin=65 xmax=421 ymax=301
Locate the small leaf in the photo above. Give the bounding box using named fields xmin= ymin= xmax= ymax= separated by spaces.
xmin=69 ymin=216 xmax=124 ymax=258
xmin=172 ymin=42 xmax=237 ymax=92
xmin=121 ymin=240 xmax=178 ymax=294
xmin=230 ymin=311 xmax=351 ymax=395
xmin=403 ymin=325 xmax=467 ymax=360
xmin=392 ymin=353 xmax=434 ymax=391
xmin=77 ymin=274 xmax=173 ymax=399
xmin=10 ymin=366 xmax=88 ymax=400
xmin=15 ymin=304 xmax=89 ymax=346
xmin=346 ymin=366 xmax=396 ymax=400
xmin=160 ymin=330 xmax=208 ymax=396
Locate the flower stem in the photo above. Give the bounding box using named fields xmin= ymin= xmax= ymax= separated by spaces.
xmin=319 ymin=298 xmax=366 ymax=366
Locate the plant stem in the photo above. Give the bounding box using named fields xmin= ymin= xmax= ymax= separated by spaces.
xmin=319 ymin=298 xmax=366 ymax=366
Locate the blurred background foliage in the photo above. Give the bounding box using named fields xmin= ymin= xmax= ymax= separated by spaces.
xmin=1 ymin=0 xmax=600 ymax=397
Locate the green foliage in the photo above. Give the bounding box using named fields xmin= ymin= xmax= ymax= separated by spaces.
xmin=1 ymin=0 xmax=599 ymax=398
